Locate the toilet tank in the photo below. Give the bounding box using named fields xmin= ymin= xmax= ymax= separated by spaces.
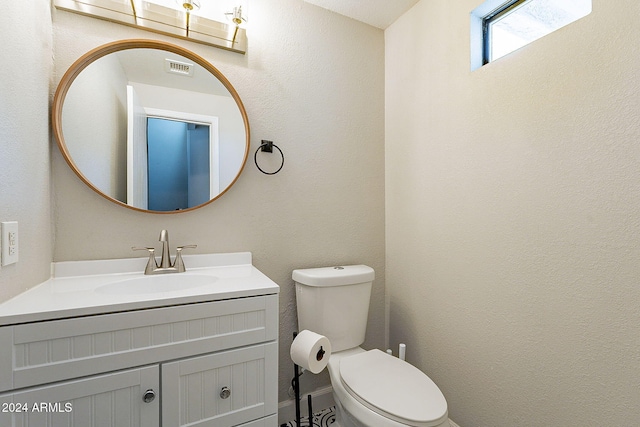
xmin=293 ymin=265 xmax=375 ymax=352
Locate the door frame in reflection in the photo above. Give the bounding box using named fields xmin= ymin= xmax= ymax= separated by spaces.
xmin=126 ymin=99 xmax=220 ymax=210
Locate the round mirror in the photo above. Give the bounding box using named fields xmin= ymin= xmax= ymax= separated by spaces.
xmin=52 ymin=40 xmax=250 ymax=214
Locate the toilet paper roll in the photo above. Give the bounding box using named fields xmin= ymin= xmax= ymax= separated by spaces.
xmin=290 ymin=330 xmax=332 ymax=374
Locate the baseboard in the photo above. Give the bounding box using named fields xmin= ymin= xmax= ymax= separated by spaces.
xmin=278 ymin=386 xmax=335 ymax=425
xmin=449 ymin=420 xmax=462 ymax=427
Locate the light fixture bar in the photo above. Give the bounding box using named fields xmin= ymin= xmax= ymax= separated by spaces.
xmin=54 ymin=0 xmax=247 ymax=54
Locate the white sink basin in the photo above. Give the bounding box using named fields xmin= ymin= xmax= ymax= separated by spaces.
xmin=96 ymin=274 xmax=217 ymax=295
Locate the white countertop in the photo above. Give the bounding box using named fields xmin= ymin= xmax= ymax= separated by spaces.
xmin=0 ymin=252 xmax=279 ymax=326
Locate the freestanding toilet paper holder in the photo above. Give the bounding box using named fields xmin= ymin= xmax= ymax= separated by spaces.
xmin=287 ymin=331 xmax=318 ymax=427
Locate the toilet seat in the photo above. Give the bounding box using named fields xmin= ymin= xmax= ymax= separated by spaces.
xmin=339 ymin=349 xmax=448 ymax=427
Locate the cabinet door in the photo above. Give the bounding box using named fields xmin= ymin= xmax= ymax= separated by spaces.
xmin=0 ymin=365 xmax=159 ymax=427
xmin=162 ymin=342 xmax=277 ymax=427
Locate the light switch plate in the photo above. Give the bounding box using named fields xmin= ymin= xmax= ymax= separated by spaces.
xmin=1 ymin=221 xmax=19 ymax=266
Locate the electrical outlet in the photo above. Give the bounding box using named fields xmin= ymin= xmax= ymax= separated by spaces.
xmin=1 ymin=221 xmax=18 ymax=266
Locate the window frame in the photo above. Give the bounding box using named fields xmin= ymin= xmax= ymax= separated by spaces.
xmin=481 ymin=0 xmax=529 ymax=65
xmin=471 ymin=0 xmax=592 ymax=70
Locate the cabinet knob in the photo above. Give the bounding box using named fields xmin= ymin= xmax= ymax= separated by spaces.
xmin=220 ymin=386 xmax=231 ymax=399
xmin=142 ymin=389 xmax=156 ymax=403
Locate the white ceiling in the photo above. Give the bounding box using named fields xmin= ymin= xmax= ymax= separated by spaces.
xmin=303 ymin=0 xmax=420 ymax=29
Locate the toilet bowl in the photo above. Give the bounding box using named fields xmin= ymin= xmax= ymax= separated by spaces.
xmin=327 ymin=348 xmax=449 ymax=427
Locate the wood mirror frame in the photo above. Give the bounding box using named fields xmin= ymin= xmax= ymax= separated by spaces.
xmin=52 ymin=39 xmax=250 ymax=214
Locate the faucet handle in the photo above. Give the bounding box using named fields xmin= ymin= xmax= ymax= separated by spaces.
xmin=174 ymin=245 xmax=197 ymax=273
xmin=132 ymin=247 xmax=158 ymax=275
xmin=132 ymin=246 xmax=155 ymax=252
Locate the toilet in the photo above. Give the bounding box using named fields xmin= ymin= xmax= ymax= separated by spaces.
xmin=293 ymin=265 xmax=450 ymax=427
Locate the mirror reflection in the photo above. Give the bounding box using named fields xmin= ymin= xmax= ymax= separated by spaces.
xmin=55 ymin=41 xmax=249 ymax=213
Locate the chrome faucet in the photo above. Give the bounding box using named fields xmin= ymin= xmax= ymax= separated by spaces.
xmin=133 ymin=230 xmax=197 ymax=275
xmin=159 ymin=229 xmax=171 ymax=269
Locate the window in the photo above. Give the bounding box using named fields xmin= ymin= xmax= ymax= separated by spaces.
xmin=471 ymin=0 xmax=591 ymax=69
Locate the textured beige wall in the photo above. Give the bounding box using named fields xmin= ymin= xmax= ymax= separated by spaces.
xmin=386 ymin=1 xmax=640 ymax=426
xmin=52 ymin=1 xmax=385 ymax=403
xmin=0 ymin=1 xmax=53 ymax=301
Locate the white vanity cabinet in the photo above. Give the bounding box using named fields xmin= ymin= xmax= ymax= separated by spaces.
xmin=0 ymin=293 xmax=278 ymax=427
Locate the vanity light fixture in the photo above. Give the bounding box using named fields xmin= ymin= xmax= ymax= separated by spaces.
xmin=54 ymin=0 xmax=248 ymax=54
xmin=177 ymin=0 xmax=200 ymax=36
xmin=225 ymin=5 xmax=247 ymax=44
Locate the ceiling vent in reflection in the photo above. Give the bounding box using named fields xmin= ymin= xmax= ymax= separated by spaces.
xmin=165 ymin=59 xmax=195 ymax=77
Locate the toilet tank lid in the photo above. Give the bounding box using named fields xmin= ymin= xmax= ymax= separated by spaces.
xmin=292 ymin=265 xmax=374 ymax=287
